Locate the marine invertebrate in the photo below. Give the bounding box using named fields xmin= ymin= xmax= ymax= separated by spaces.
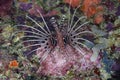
xmin=64 ymin=0 xmax=81 ymax=7
xmin=9 ymin=60 xmax=19 ymax=68
xmin=12 ymin=1 xmax=101 ymax=78
xmin=0 ymin=0 xmax=13 ymax=17
xmin=82 ymin=0 xmax=101 ymax=17
xmin=81 ymin=0 xmax=104 ymax=24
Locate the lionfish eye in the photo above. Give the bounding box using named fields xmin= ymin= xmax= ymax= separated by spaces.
xmin=50 ymin=37 xmax=57 ymax=47
xmin=50 ymin=17 xmax=59 ymax=28
xmin=61 ymin=15 xmax=67 ymax=22
xmin=60 ymin=16 xmax=67 ymax=25
xmin=60 ymin=15 xmax=68 ymax=29
xmin=50 ymin=17 xmax=56 ymax=24
xmin=64 ymin=36 xmax=70 ymax=44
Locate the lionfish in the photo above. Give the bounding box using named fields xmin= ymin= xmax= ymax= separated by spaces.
xmin=12 ymin=1 xmax=101 ymax=77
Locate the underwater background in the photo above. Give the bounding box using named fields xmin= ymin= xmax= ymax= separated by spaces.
xmin=0 ymin=0 xmax=120 ymax=80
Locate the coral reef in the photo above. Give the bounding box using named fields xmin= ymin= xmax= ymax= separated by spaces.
xmin=0 ymin=0 xmax=120 ymax=80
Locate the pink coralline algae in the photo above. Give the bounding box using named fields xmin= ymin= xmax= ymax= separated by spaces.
xmin=28 ymin=4 xmax=58 ymax=17
xmin=36 ymin=45 xmax=101 ymax=77
xmin=0 ymin=0 xmax=13 ymax=17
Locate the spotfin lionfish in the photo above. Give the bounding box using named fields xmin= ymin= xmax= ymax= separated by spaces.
xmin=12 ymin=0 xmax=102 ymax=77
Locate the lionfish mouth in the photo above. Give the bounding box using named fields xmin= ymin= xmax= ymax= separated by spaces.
xmin=12 ymin=3 xmax=101 ymax=77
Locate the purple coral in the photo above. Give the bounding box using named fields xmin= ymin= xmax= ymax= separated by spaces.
xmin=106 ymin=22 xmax=114 ymax=31
xmin=0 ymin=0 xmax=13 ymax=17
xmin=116 ymin=6 xmax=120 ymax=16
xmin=103 ymin=0 xmax=114 ymax=11
xmin=19 ymin=3 xmax=32 ymax=11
